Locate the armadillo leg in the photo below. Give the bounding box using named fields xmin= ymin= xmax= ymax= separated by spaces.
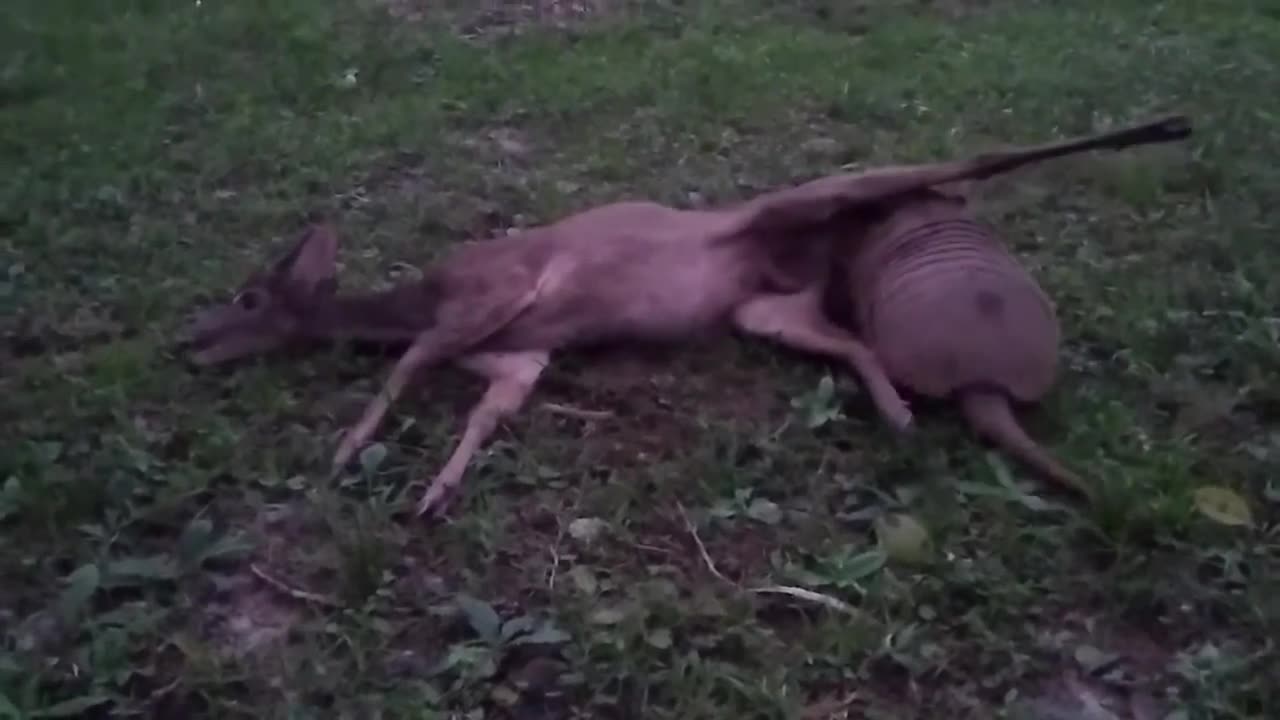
xmin=957 ymin=388 xmax=1095 ymax=503
xmin=415 ymin=350 xmax=549 ymax=517
xmin=734 ymin=289 xmax=913 ymax=432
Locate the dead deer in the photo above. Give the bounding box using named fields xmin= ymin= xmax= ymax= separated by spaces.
xmin=818 ymin=114 xmax=1193 ymax=503
xmin=182 ymin=127 xmax=1186 ymax=516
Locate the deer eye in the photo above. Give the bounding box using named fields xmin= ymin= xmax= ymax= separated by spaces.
xmin=234 ymin=289 xmax=264 ymax=311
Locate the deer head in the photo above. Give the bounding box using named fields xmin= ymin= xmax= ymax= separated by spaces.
xmin=185 ymin=224 xmax=339 ymax=365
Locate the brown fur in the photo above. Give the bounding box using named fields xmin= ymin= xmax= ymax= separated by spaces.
xmin=184 ymin=115 xmax=1191 ymax=515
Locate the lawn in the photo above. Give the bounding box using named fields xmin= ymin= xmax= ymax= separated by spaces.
xmin=2 ymin=0 xmax=1278 ymax=717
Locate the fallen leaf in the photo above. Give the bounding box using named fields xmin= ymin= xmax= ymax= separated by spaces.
xmin=875 ymin=513 xmax=933 ymax=564
xmin=746 ymin=497 xmax=782 ymax=525
xmin=589 ymin=606 xmax=628 ymax=625
xmin=1073 ymin=644 xmax=1119 ymax=673
xmin=646 ymin=627 xmax=673 ymax=649
xmin=489 ymin=685 xmax=520 ymax=707
xmin=568 ymin=517 xmax=607 ymax=543
xmin=455 ymin=594 xmax=502 ymax=644
xmin=359 ymin=443 xmax=388 ymax=474
xmin=1193 ymin=486 xmax=1253 ymax=527
xmin=569 ymin=565 xmax=598 ymax=595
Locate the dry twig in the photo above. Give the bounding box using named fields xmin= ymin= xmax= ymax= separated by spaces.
xmin=250 ymin=563 xmax=342 ymax=609
xmin=675 ymin=501 xmax=860 ymax=617
xmin=540 ymin=401 xmax=615 ymax=421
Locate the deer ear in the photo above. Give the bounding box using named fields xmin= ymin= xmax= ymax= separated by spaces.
xmin=272 ymin=224 xmax=338 ymax=293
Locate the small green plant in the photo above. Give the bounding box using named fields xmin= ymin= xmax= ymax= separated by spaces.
xmin=428 ymin=594 xmax=571 ymax=697
xmin=790 ymin=374 xmax=846 ymax=429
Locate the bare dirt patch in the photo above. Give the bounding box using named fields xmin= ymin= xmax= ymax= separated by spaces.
xmin=1017 ymin=613 xmax=1183 ymax=720
xmin=533 ymin=344 xmax=788 ymax=470
xmin=202 ymin=572 xmax=301 ymax=661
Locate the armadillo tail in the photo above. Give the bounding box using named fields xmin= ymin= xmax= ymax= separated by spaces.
xmin=958 ymin=387 xmax=1096 ymax=503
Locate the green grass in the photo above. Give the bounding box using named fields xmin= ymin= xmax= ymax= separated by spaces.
xmin=3 ymin=0 xmax=1278 ymax=717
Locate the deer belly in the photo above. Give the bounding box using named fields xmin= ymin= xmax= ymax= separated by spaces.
xmin=609 ymin=253 xmax=747 ymax=339
xmin=491 ymin=247 xmax=748 ymax=349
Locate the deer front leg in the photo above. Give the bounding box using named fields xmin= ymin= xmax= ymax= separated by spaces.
xmin=331 ymin=335 xmax=448 ymax=473
xmin=415 ymin=350 xmax=549 ymax=517
xmin=734 ymin=289 xmax=913 ymax=432
xmin=331 ymin=275 xmax=545 ymax=474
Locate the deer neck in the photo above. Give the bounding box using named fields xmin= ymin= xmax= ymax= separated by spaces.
xmin=300 ymin=284 xmax=437 ymax=343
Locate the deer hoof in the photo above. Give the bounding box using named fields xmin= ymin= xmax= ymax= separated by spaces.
xmin=884 ymin=405 xmax=914 ymax=434
xmin=331 ymin=437 xmax=361 ymax=473
xmin=415 ymin=486 xmax=455 ymax=518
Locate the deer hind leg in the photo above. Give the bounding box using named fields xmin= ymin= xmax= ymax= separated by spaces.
xmin=733 ymin=288 xmax=913 ymax=432
xmin=415 ymin=349 xmax=549 ymax=517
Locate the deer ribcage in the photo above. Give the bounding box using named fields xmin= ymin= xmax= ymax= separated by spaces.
xmin=850 ymin=216 xmax=1060 ymax=402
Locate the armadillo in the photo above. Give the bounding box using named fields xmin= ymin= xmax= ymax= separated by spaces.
xmin=830 ymin=117 xmax=1194 ymax=501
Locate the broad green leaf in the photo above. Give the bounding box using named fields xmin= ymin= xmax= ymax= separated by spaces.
xmin=176 ymin=520 xmax=255 ymax=571
xmin=1264 ymin=478 xmax=1279 ymax=504
xmin=425 ymin=644 xmax=474 ymax=678
xmin=57 ymin=564 xmax=100 ymax=622
xmin=835 ymin=549 xmax=887 ymax=582
xmin=0 ymin=690 xmax=21 ymax=720
xmin=1193 ymin=486 xmax=1253 ymax=527
xmin=988 ymin=455 xmax=1053 ymax=513
xmin=31 ymin=695 xmax=112 ymax=718
xmin=814 ymin=375 xmax=836 ymax=404
xmin=455 ymin=594 xmax=502 ymax=644
xmin=499 ymin=616 xmax=537 ymax=643
xmin=103 ymin=555 xmax=179 ymax=588
xmin=176 ymin=517 xmax=213 ymax=569
xmin=0 ymin=477 xmax=21 ymax=521
xmin=875 ymin=513 xmax=933 ymax=565
xmin=428 ymin=644 xmax=497 ymax=682
xmin=511 ymin=624 xmax=572 ymax=646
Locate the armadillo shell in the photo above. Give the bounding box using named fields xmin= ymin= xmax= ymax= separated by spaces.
xmin=850 ymin=212 xmax=1060 ymax=403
